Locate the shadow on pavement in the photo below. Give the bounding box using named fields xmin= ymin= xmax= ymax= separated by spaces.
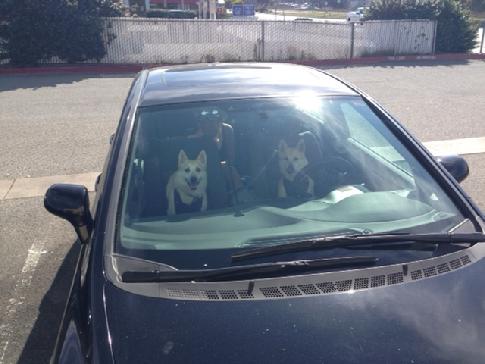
xmin=17 ymin=241 xmax=81 ymax=364
xmin=0 ymin=72 xmax=134 ymax=92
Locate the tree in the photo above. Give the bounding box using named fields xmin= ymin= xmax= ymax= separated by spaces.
xmin=4 ymin=0 xmax=62 ymax=65
xmin=2 ymin=0 xmax=121 ymax=65
xmin=436 ymin=0 xmax=478 ymax=52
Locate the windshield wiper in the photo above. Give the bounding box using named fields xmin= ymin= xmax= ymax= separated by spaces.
xmin=231 ymin=232 xmax=485 ymax=262
xmin=122 ymin=256 xmax=378 ymax=283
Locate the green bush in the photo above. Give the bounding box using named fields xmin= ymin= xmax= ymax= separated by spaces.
xmin=55 ymin=8 xmax=107 ymax=63
xmin=436 ymin=0 xmax=478 ymax=52
xmin=366 ymin=0 xmax=477 ymax=53
xmin=366 ymin=0 xmax=436 ymax=19
xmin=97 ymin=0 xmax=125 ymax=16
xmin=2 ymin=0 xmax=120 ymax=65
xmin=4 ymin=0 xmax=60 ymax=65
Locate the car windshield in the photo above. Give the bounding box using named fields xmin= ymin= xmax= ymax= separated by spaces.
xmin=117 ymin=96 xmax=466 ymax=269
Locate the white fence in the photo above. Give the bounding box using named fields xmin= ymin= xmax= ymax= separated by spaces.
xmin=353 ymin=20 xmax=436 ymax=57
xmin=99 ymin=17 xmax=436 ymax=64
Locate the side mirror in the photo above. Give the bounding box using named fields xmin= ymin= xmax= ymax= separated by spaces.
xmin=44 ymin=184 xmax=93 ymax=244
xmin=437 ymin=155 xmax=469 ymax=183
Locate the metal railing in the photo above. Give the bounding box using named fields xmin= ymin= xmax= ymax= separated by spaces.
xmin=0 ymin=18 xmax=436 ymax=65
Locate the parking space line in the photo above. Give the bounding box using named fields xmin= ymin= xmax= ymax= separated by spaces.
xmin=2 ymin=172 xmax=98 ymax=200
xmin=424 ymin=137 xmax=485 ymax=157
xmin=0 ymin=137 xmax=484 ymax=201
xmin=0 ymin=239 xmax=47 ymax=364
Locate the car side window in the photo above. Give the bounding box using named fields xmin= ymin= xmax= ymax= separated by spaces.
xmin=340 ymin=102 xmax=413 ymax=175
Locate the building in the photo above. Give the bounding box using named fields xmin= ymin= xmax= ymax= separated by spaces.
xmin=149 ymin=0 xmax=199 ymax=10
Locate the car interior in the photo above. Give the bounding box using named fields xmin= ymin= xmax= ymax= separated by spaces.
xmin=124 ymin=99 xmax=370 ymax=220
xmin=118 ymin=97 xmax=463 ymax=252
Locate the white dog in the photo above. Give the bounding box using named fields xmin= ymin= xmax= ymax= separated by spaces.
xmin=277 ymin=139 xmax=314 ymax=198
xmin=166 ymin=149 xmax=208 ymax=215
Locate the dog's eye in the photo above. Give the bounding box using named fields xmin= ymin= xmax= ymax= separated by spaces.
xmin=184 ymin=168 xmax=190 ymax=173
xmin=294 ymin=157 xmax=298 ymax=161
xmin=196 ymin=167 xmax=201 ymax=172
xmin=284 ymin=157 xmax=289 ymax=161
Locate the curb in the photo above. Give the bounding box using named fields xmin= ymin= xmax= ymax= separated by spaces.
xmin=0 ymin=64 xmax=152 ymax=75
xmin=297 ymin=53 xmax=485 ymax=67
xmin=1 ymin=53 xmax=485 ymax=75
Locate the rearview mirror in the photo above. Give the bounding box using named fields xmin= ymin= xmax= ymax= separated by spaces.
xmin=44 ymin=184 xmax=93 ymax=244
xmin=437 ymin=155 xmax=469 ymax=183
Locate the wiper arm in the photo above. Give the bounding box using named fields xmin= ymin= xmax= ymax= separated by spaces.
xmin=122 ymin=256 xmax=378 ymax=283
xmin=343 ymin=241 xmax=438 ymax=252
xmin=232 ymin=232 xmax=485 ymax=263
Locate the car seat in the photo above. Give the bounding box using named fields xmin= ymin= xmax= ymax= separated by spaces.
xmin=246 ymin=125 xmax=327 ymax=201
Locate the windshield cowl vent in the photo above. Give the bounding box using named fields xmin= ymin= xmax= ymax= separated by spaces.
xmin=160 ymin=251 xmax=475 ymax=301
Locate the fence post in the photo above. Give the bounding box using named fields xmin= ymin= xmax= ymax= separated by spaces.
xmin=261 ymin=21 xmax=265 ymax=61
xmin=480 ymin=22 xmax=484 ymax=54
xmin=431 ymin=20 xmax=438 ymax=54
xmin=349 ymin=22 xmax=355 ymax=60
xmin=393 ymin=20 xmax=398 ymax=57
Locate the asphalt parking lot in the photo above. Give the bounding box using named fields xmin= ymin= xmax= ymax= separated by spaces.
xmin=0 ymin=59 xmax=484 ymax=363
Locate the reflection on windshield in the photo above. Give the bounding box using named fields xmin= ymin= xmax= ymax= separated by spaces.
xmin=119 ymin=96 xmax=465 ymax=266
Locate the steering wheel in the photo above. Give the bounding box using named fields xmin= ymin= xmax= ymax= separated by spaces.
xmin=306 ymin=155 xmax=359 ymax=187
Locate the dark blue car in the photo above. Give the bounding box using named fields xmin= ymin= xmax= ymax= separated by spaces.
xmin=45 ymin=64 xmax=485 ymax=364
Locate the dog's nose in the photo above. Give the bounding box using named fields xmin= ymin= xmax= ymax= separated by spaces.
xmin=287 ymin=164 xmax=295 ymax=174
xmin=190 ymin=175 xmax=198 ymax=184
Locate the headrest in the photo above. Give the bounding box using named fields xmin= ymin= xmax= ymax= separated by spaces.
xmin=154 ymin=135 xmax=222 ymax=174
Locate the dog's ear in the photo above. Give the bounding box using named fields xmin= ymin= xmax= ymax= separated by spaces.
xmin=197 ymin=150 xmax=207 ymax=168
xmin=296 ymin=139 xmax=306 ymax=154
xmin=178 ymin=150 xmax=188 ymax=167
xmin=278 ymin=140 xmax=288 ymax=155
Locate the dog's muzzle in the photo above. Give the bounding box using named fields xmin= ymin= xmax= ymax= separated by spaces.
xmin=187 ymin=176 xmax=200 ymax=191
xmin=286 ymin=164 xmax=295 ymax=175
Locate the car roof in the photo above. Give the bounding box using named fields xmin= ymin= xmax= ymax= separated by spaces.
xmin=139 ymin=63 xmax=358 ymax=107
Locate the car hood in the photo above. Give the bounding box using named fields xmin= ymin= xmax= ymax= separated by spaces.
xmin=104 ymin=256 xmax=485 ymax=364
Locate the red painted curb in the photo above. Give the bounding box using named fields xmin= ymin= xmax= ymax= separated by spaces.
xmin=0 ymin=64 xmax=153 ymax=75
xmin=1 ymin=53 xmax=484 ymax=75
